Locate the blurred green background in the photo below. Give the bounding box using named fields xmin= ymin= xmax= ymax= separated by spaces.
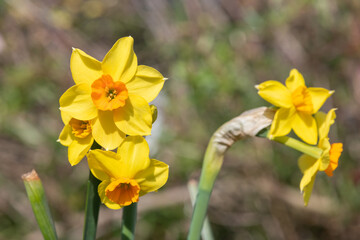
xmin=1 ymin=0 xmax=360 ymax=239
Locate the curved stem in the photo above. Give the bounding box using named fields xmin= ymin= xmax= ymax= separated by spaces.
xmin=121 ymin=203 xmax=138 ymax=240
xmin=187 ymin=107 xmax=275 ymax=240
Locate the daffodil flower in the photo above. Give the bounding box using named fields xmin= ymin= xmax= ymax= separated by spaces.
xmin=298 ymin=108 xmax=343 ymax=206
xmin=256 ymin=69 xmax=333 ymax=145
xmin=87 ymin=136 xmax=169 ymax=209
xmin=58 ymin=111 xmax=94 ymax=166
xmin=59 ymin=37 xmax=165 ymax=150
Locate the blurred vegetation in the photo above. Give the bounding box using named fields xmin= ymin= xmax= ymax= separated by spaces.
xmin=1 ymin=0 xmax=360 ymax=239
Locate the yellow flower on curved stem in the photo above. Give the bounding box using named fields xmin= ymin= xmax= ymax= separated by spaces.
xmin=298 ymin=108 xmax=343 ymax=206
xmin=58 ymin=111 xmax=94 ymax=166
xmin=87 ymin=136 xmax=169 ymax=209
xmin=256 ymin=69 xmax=333 ymax=145
xmin=59 ymin=37 xmax=166 ymax=150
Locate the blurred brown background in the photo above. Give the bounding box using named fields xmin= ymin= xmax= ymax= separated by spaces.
xmin=1 ymin=0 xmax=360 ymax=239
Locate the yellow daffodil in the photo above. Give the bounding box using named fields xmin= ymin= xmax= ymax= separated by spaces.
xmin=58 ymin=111 xmax=94 ymax=166
xmin=256 ymin=69 xmax=333 ymax=145
xmin=87 ymin=136 xmax=169 ymax=209
xmin=298 ymin=109 xmax=343 ymax=206
xmin=59 ymin=36 xmax=165 ymax=150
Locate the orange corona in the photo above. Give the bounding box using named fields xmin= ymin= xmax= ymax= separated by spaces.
xmin=91 ymin=75 xmax=128 ymax=111
xmin=69 ymin=118 xmax=92 ymax=138
xmin=325 ymin=143 xmax=343 ymax=177
xmin=105 ymin=178 xmax=140 ymax=206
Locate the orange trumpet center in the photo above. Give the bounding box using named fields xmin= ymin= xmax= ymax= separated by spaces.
xmin=291 ymin=86 xmax=313 ymax=114
xmin=324 ymin=143 xmax=343 ymax=177
xmin=91 ymin=75 xmax=128 ymax=111
xmin=105 ymin=178 xmax=140 ymax=206
xmin=69 ymin=118 xmax=92 ymax=138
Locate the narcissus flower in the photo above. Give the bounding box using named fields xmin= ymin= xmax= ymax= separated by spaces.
xmin=87 ymin=136 xmax=169 ymax=209
xmin=59 ymin=36 xmax=165 ymax=150
xmin=298 ymin=109 xmax=343 ymax=206
xmin=256 ymin=69 xmax=333 ymax=145
xmin=58 ymin=111 xmax=94 ymax=166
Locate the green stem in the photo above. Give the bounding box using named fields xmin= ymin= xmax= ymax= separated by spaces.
xmin=83 ymin=142 xmax=102 ymax=240
xmin=188 ymin=138 xmax=223 ymax=240
xmin=23 ymin=170 xmax=58 ymax=240
xmin=273 ymin=136 xmax=323 ymax=159
xmin=121 ymin=203 xmax=138 ymax=240
xmin=188 ymin=180 xmax=214 ymax=240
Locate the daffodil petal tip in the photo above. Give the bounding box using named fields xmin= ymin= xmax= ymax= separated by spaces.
xmin=329 ymin=90 xmax=335 ymax=95
xmin=163 ymin=78 xmax=168 ymax=81
xmin=255 ymin=84 xmax=260 ymax=90
xmin=56 ymin=139 xmax=60 ymax=142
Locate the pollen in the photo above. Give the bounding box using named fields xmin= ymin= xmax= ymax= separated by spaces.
xmin=69 ymin=118 xmax=92 ymax=138
xmin=291 ymin=86 xmax=313 ymax=114
xmin=105 ymin=178 xmax=140 ymax=206
xmin=325 ymin=143 xmax=343 ymax=177
xmin=91 ymin=75 xmax=128 ymax=111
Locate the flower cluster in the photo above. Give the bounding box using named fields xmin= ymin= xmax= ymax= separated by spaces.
xmin=256 ymin=69 xmax=342 ymax=205
xmin=58 ymin=37 xmax=169 ymax=208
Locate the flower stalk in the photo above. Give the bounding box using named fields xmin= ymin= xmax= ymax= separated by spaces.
xmin=187 ymin=107 xmax=274 ymax=240
xmin=83 ymin=141 xmax=102 ymax=240
xmin=121 ymin=203 xmax=138 ymax=240
xmin=272 ymin=136 xmax=323 ymax=159
xmin=22 ymin=170 xmax=58 ymax=240
xmin=188 ymin=180 xmax=214 ymax=240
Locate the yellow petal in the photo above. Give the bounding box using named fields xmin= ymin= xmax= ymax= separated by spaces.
xmin=68 ymin=135 xmax=93 ymax=166
xmin=135 ymin=159 xmax=169 ymax=196
xmin=269 ymin=107 xmax=295 ymax=138
xmin=298 ymin=154 xmax=317 ymax=173
xmin=59 ymin=84 xmax=97 ymax=120
xmin=293 ymin=112 xmax=317 ymax=145
xmin=117 ymin=136 xmax=151 ymax=178
xmin=113 ymin=94 xmax=152 ymax=136
xmin=285 ymin=69 xmax=305 ymax=92
xmin=298 ymin=155 xmax=319 ymax=191
xmin=70 ymin=48 xmax=102 ymax=85
xmin=102 ymin=37 xmax=138 ymax=83
xmin=60 ymin=111 xmax=72 ymax=125
xmin=308 ymin=88 xmax=334 ymax=113
xmin=87 ymin=149 xmax=122 ymax=180
xmin=58 ymin=124 xmax=74 ymax=146
xmin=98 ymin=179 xmax=121 ymax=210
xmin=91 ymin=111 xmax=125 ymax=150
xmin=256 ymin=80 xmax=292 ymax=108
xmin=302 ymin=175 xmax=316 ymax=206
xmin=126 ymin=65 xmax=165 ymax=102
xmin=315 ymin=108 xmax=336 ymax=140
